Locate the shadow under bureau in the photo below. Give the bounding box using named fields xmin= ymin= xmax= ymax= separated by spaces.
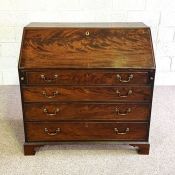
xmin=18 ymin=22 xmax=155 ymax=155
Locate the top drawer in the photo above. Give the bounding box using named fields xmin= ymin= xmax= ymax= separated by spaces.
xmin=21 ymin=71 xmax=151 ymax=85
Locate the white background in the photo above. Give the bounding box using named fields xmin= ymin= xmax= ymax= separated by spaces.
xmin=0 ymin=0 xmax=175 ymax=85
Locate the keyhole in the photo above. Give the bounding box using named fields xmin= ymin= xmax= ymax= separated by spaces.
xmin=85 ymin=31 xmax=90 ymax=36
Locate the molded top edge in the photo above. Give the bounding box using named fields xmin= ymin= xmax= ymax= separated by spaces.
xmin=25 ymin=22 xmax=149 ymax=28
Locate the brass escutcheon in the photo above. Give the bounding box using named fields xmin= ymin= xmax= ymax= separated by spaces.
xmin=85 ymin=31 xmax=90 ymax=36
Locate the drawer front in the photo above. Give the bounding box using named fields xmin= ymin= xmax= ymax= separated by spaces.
xmin=22 ymin=86 xmax=152 ymax=102
xmin=88 ymin=72 xmax=149 ymax=85
xmin=24 ymin=103 xmax=150 ymax=121
xmin=26 ymin=71 xmax=88 ymax=85
xmin=25 ymin=122 xmax=149 ymax=141
xmin=26 ymin=71 xmax=149 ymax=85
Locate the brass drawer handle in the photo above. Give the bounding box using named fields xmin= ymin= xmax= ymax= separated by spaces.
xmin=42 ymin=91 xmax=59 ymax=99
xmin=40 ymin=74 xmax=58 ymax=83
xmin=116 ymin=89 xmax=132 ymax=98
xmin=114 ymin=128 xmax=129 ymax=135
xmin=43 ymin=107 xmax=60 ymax=116
xmin=44 ymin=128 xmax=61 ymax=136
xmin=116 ymin=74 xmax=133 ymax=83
xmin=116 ymin=107 xmax=131 ymax=116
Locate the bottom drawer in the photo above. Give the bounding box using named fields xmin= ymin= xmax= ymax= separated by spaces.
xmin=25 ymin=122 xmax=149 ymax=142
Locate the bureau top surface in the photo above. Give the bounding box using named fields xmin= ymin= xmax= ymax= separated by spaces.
xmin=26 ymin=22 xmax=148 ymax=28
xmin=19 ymin=22 xmax=155 ymax=69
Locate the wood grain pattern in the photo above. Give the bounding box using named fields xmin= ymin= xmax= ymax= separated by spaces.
xmin=19 ymin=27 xmax=155 ymax=69
xmin=22 ymin=86 xmax=152 ymax=102
xmin=24 ymin=103 xmax=150 ymax=121
xmin=26 ymin=71 xmax=149 ymax=85
xmin=18 ymin=23 xmax=155 ymax=155
xmin=27 ymin=71 xmax=87 ymax=85
xmin=25 ymin=122 xmax=149 ymax=142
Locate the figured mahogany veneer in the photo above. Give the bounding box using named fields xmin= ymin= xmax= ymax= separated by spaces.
xmin=25 ymin=122 xmax=149 ymax=142
xmin=26 ymin=71 xmax=150 ymax=85
xmin=22 ymin=86 xmax=152 ymax=102
xmin=18 ymin=22 xmax=155 ymax=155
xmin=24 ymin=103 xmax=150 ymax=121
xmin=19 ymin=24 xmax=155 ymax=69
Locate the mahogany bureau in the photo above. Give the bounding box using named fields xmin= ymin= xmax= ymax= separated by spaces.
xmin=18 ymin=22 xmax=155 ymax=155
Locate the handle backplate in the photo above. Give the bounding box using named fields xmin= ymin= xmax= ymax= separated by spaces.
xmin=42 ymin=91 xmax=59 ymax=99
xmin=115 ymin=107 xmax=131 ymax=116
xmin=40 ymin=74 xmax=58 ymax=83
xmin=116 ymin=89 xmax=132 ymax=98
xmin=114 ymin=128 xmax=129 ymax=135
xmin=44 ymin=128 xmax=61 ymax=136
xmin=116 ymin=74 xmax=133 ymax=83
xmin=43 ymin=107 xmax=60 ymax=116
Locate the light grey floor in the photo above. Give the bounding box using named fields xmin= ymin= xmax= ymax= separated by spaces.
xmin=0 ymin=86 xmax=174 ymax=175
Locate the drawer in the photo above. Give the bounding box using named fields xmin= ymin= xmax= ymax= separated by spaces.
xmin=22 ymin=86 xmax=152 ymax=102
xmin=25 ymin=71 xmax=150 ymax=85
xmin=24 ymin=103 xmax=150 ymax=121
xmin=88 ymin=72 xmax=149 ymax=85
xmin=25 ymin=122 xmax=149 ymax=141
xmin=26 ymin=71 xmax=88 ymax=85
